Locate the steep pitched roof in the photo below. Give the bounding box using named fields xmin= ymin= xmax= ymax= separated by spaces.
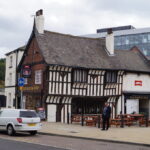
xmin=35 ymin=30 xmax=150 ymax=72
xmin=5 ymin=46 xmax=25 ymax=56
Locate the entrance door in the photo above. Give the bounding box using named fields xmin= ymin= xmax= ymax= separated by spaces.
xmin=126 ymin=99 xmax=139 ymax=114
xmin=56 ymin=104 xmax=63 ymax=122
xmin=139 ymin=99 xmax=149 ymax=116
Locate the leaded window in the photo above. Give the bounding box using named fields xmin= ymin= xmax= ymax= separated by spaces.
xmin=72 ymin=69 xmax=88 ymax=83
xmin=105 ymin=71 xmax=117 ymax=83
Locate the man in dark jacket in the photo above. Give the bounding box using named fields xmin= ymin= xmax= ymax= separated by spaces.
xmin=101 ymin=102 xmax=111 ymax=130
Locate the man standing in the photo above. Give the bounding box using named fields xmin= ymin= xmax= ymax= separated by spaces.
xmin=101 ymin=102 xmax=111 ymax=131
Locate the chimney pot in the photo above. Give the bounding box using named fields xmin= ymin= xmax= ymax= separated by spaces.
xmin=107 ymin=28 xmax=113 ymax=34
xmin=36 ymin=9 xmax=43 ymax=16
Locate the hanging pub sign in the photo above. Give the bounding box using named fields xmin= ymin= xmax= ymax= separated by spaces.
xmin=22 ymin=65 xmax=31 ymax=78
xmin=134 ymin=80 xmax=142 ymax=86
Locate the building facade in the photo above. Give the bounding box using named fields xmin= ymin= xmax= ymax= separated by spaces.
xmin=16 ymin=10 xmax=150 ymax=123
xmin=0 ymin=88 xmax=6 ymax=108
xmin=5 ymin=46 xmax=25 ymax=108
xmin=83 ymin=25 xmax=150 ymax=56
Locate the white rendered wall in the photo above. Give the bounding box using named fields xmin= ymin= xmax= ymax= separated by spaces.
xmin=123 ymin=73 xmax=150 ymax=92
xmin=122 ymin=73 xmax=150 ymax=115
xmin=5 ymin=88 xmax=15 ymax=108
xmin=5 ymin=50 xmax=24 ymax=108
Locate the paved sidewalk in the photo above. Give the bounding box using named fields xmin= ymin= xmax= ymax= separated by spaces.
xmin=40 ymin=122 xmax=150 ymax=145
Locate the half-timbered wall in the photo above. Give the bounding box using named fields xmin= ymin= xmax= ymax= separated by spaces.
xmin=48 ymin=66 xmax=124 ymax=97
xmin=49 ymin=66 xmax=72 ymax=95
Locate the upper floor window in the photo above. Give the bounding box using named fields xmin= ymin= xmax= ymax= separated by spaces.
xmin=105 ymin=71 xmax=117 ymax=83
xmin=9 ymin=56 xmax=13 ymax=67
xmin=9 ymin=73 xmax=12 ymax=85
xmin=35 ymin=70 xmax=42 ymax=84
xmin=72 ymin=69 xmax=88 ymax=83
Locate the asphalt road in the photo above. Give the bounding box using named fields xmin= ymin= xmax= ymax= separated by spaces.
xmin=0 ymin=138 xmax=66 ymax=150
xmin=0 ymin=131 xmax=149 ymax=150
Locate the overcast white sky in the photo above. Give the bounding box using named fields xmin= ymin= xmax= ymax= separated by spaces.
xmin=0 ymin=0 xmax=150 ymax=58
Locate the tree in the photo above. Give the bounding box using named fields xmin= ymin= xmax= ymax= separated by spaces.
xmin=0 ymin=58 xmax=5 ymax=88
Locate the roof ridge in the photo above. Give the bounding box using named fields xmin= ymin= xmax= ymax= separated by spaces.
xmin=44 ymin=30 xmax=104 ymax=41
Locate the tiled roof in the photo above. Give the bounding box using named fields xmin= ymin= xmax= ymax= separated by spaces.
xmin=35 ymin=30 xmax=150 ymax=72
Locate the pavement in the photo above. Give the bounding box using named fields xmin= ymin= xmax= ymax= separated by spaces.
xmin=39 ymin=122 xmax=150 ymax=146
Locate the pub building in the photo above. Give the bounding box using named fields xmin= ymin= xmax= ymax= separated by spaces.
xmin=17 ymin=10 xmax=150 ymax=123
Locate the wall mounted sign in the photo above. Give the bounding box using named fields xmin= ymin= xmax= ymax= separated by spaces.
xmin=22 ymin=65 xmax=31 ymax=78
xmin=19 ymin=86 xmax=40 ymax=91
xmin=134 ymin=80 xmax=142 ymax=86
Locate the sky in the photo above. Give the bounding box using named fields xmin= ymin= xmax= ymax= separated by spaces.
xmin=0 ymin=0 xmax=150 ymax=58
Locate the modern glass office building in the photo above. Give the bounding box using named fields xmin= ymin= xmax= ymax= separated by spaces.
xmin=83 ymin=25 xmax=150 ymax=56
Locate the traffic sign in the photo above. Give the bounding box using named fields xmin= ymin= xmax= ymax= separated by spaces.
xmin=18 ymin=78 xmax=25 ymax=87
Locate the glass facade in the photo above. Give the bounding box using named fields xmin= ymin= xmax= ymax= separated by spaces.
xmin=114 ymin=33 xmax=150 ymax=56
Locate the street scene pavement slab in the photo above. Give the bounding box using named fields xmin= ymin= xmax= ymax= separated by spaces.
xmin=40 ymin=122 xmax=150 ymax=145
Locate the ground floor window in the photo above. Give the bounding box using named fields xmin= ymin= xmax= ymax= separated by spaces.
xmin=71 ymin=98 xmax=107 ymax=115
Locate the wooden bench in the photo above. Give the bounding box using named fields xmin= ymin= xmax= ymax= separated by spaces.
xmin=71 ymin=115 xmax=81 ymax=123
xmin=139 ymin=118 xmax=150 ymax=126
xmin=111 ymin=119 xmax=121 ymax=127
xmin=85 ymin=116 xmax=97 ymax=126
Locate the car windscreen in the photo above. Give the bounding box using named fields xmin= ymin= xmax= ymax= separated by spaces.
xmin=20 ymin=111 xmax=38 ymax=118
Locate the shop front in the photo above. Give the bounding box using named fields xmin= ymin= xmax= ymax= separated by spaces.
xmin=124 ymin=92 xmax=150 ymax=117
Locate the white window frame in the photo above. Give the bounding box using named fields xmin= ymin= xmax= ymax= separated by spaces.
xmin=9 ymin=73 xmax=12 ymax=85
xmin=9 ymin=55 xmax=13 ymax=67
xmin=35 ymin=70 xmax=42 ymax=84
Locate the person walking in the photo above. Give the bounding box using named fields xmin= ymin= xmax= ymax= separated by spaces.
xmin=101 ymin=102 xmax=111 ymax=131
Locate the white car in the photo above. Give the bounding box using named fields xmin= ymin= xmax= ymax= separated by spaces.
xmin=0 ymin=109 xmax=42 ymax=136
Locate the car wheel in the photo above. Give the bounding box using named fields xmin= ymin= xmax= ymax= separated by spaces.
xmin=29 ymin=131 xmax=37 ymax=135
xmin=7 ymin=125 xmax=15 ymax=136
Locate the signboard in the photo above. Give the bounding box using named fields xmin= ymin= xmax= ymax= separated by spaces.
xmin=18 ymin=78 xmax=25 ymax=87
xmin=19 ymin=86 xmax=40 ymax=91
xmin=22 ymin=65 xmax=31 ymax=78
xmin=36 ymin=107 xmax=46 ymax=120
xmin=135 ymin=80 xmax=142 ymax=86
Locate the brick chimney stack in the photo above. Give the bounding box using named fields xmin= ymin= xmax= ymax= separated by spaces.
xmin=35 ymin=9 xmax=44 ymax=34
xmin=106 ymin=28 xmax=114 ymax=56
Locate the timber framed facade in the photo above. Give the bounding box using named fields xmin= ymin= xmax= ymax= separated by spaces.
xmin=17 ymin=10 xmax=150 ymax=123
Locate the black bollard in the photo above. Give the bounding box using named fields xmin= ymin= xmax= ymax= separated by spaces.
xmin=98 ymin=115 xmax=100 ymax=128
xmin=145 ymin=115 xmax=148 ymax=127
xmin=120 ymin=114 xmax=124 ymax=128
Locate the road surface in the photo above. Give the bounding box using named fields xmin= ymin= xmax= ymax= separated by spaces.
xmin=0 ymin=131 xmax=149 ymax=150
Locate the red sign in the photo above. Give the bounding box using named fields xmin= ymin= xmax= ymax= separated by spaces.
xmin=22 ymin=65 xmax=31 ymax=78
xmin=135 ymin=80 xmax=142 ymax=86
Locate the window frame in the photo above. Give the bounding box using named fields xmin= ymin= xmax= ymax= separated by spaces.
xmin=72 ymin=69 xmax=88 ymax=84
xmin=104 ymin=71 xmax=118 ymax=84
xmin=9 ymin=55 xmax=13 ymax=68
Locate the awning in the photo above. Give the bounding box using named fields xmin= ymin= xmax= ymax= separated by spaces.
xmin=46 ymin=96 xmax=72 ymax=104
xmin=123 ymin=91 xmax=150 ymax=99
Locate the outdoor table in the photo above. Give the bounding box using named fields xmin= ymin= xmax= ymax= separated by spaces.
xmin=128 ymin=114 xmax=144 ymax=121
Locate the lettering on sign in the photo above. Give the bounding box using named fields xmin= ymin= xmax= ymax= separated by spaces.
xmin=134 ymin=80 xmax=142 ymax=86
xmin=19 ymin=86 xmax=40 ymax=91
xmin=130 ymin=96 xmax=148 ymax=99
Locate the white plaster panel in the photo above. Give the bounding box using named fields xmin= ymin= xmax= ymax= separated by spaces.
xmin=47 ymin=105 xmax=56 ymax=122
